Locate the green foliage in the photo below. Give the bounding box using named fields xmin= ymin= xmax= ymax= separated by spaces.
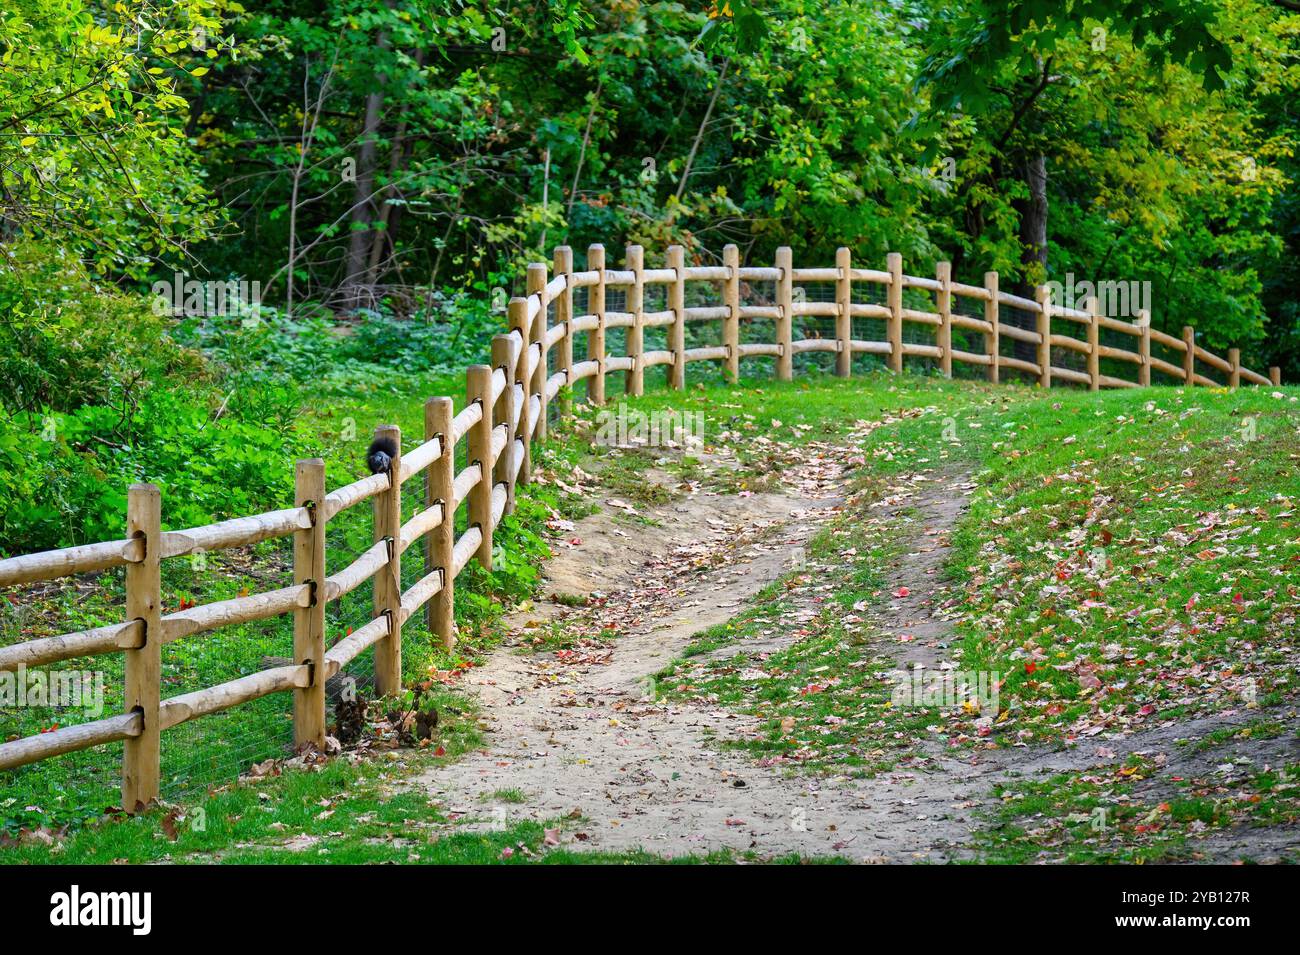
xmin=919 ymin=0 xmax=1234 ymax=112
xmin=0 ymin=380 xmax=310 ymax=552
xmin=914 ymin=0 xmax=1299 ymax=353
xmin=0 ymin=243 xmax=208 ymax=414
xmin=0 ymin=0 xmax=233 ymax=278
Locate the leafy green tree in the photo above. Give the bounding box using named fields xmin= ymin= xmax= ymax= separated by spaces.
xmin=0 ymin=0 xmax=234 ymax=278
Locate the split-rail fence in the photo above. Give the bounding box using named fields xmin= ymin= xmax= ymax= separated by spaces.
xmin=0 ymin=244 xmax=1282 ymax=811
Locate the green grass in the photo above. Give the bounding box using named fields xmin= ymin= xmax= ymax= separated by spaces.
xmin=975 ymin=754 xmax=1300 ymax=864
xmin=650 ymin=376 xmax=1300 ymax=773
xmin=481 ymin=788 xmax=527 ymax=804
xmin=943 ymin=386 xmax=1300 ymax=748
xmin=6 ymin=367 xmax=1298 ymax=861
xmin=1180 ymin=718 xmax=1289 ymax=753
xmin=1 ymin=678 xmax=482 ymax=863
xmin=654 ymin=488 xmax=937 ymax=776
xmin=0 ymin=377 xmax=592 ymax=834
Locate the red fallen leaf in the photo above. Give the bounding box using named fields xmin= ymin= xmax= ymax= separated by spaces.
xmin=1185 ymin=595 xmax=1197 ymax=611
xmin=160 ymin=810 xmax=181 ymax=842
xmin=1232 ymin=593 xmax=1245 ymax=608
xmin=893 ymin=587 xmax=909 ymax=598
xmin=40 ymin=724 xmax=60 ymax=734
xmin=799 ymin=683 xmax=827 ymax=696
xmin=1157 ymin=803 xmax=1171 ymax=812
xmin=500 ymin=846 xmax=514 ymax=859
xmin=569 ymin=537 xmax=582 ymax=546
xmin=1100 ymin=528 xmax=1113 ymax=545
xmin=433 ymin=745 xmax=446 ymax=757
xmin=1138 ymin=704 xmax=1156 ymax=716
xmin=1024 ymin=662 xmax=1038 ymax=675
xmin=724 ymin=818 xmax=746 ymax=827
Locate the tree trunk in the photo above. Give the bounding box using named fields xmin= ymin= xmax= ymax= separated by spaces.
xmin=1011 ymin=152 xmax=1048 ymax=363
xmin=340 ymin=10 xmax=395 ymax=313
xmin=365 ymin=49 xmax=422 ymax=293
xmin=1019 ymin=152 xmax=1048 ymax=277
xmin=341 ymin=86 xmax=384 ymax=312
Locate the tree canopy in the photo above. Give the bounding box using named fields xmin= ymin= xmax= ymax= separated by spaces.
xmin=2 ymin=0 xmax=1298 ymax=368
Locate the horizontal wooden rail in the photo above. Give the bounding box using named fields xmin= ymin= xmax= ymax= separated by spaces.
xmin=160 ymin=665 xmax=310 ymax=732
xmin=0 ymin=538 xmax=142 ymax=588
xmin=0 ymin=241 xmax=1281 ymax=812
xmin=0 ymin=712 xmax=142 ymax=772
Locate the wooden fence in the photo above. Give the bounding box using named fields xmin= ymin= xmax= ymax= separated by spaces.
xmin=0 ymin=244 xmax=1281 ymax=812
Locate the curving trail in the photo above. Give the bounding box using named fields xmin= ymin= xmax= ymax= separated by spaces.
xmin=410 ymin=436 xmax=1299 ymax=863
xmin=411 ymin=439 xmax=997 ymax=861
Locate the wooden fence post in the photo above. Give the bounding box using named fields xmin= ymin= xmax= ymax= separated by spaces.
xmin=984 ymin=270 xmax=999 ymax=384
xmin=292 ymin=458 xmax=326 ymax=749
xmin=509 ymin=297 xmax=531 ymax=487
xmin=528 ymin=262 xmax=549 ymax=441
xmin=1035 ymin=285 xmax=1052 ymax=389
xmin=493 ymin=331 xmax=519 ymax=513
xmin=554 ymin=246 xmax=573 ymax=417
xmin=1137 ymin=309 xmax=1151 ymax=387
xmin=466 ymin=365 xmax=493 ymax=569
xmin=372 ymin=424 xmax=402 ymax=697
xmin=835 ymin=247 xmax=851 ymax=377
xmin=1183 ymin=326 xmax=1196 ymax=386
xmin=426 ymin=397 xmax=456 ymax=650
xmin=627 ymin=244 xmax=645 ymax=396
xmin=1087 ymin=296 xmax=1100 ymax=392
xmin=936 ymin=260 xmax=952 ymax=378
xmin=1270 ymin=367 xmax=1282 ymax=386
xmin=122 ymin=482 xmax=161 ymax=813
xmin=887 ymin=252 xmax=903 ymax=374
xmin=1228 ymin=348 xmax=1241 ymax=389
xmin=723 ymin=244 xmax=740 ymax=383
xmin=668 ymin=245 xmax=686 ymax=390
xmin=776 ymin=246 xmax=793 ymax=381
xmin=588 ymin=243 xmax=606 ymax=406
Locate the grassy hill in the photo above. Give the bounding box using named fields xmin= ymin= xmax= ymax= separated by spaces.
xmin=2 ymin=372 xmax=1297 ymax=862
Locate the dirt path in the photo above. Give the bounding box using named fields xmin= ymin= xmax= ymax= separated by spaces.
xmin=412 ymin=442 xmax=1000 ymax=861
xmin=411 ymin=438 xmax=1299 ymax=863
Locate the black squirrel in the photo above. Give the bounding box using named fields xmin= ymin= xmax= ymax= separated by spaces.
xmin=366 ymin=435 xmax=399 ymax=474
